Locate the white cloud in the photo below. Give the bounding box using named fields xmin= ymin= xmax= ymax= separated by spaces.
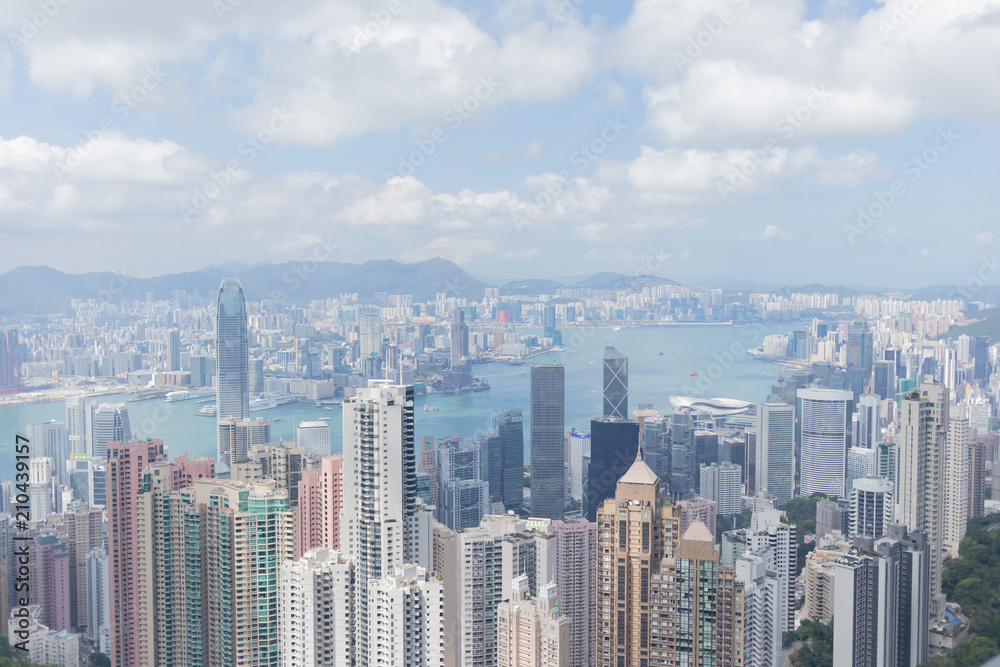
xmin=967 ymin=232 xmax=994 ymax=246
xmin=737 ymin=224 xmax=796 ymax=242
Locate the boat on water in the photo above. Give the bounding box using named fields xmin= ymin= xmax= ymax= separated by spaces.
xmin=424 ymin=403 xmax=440 ymax=412
xmin=164 ymin=388 xmax=216 ymax=403
xmin=250 ymin=397 xmax=278 ymax=412
xmin=657 ymin=350 xmax=664 ymax=355
xmin=273 ymin=417 xmax=281 ymax=422
xmin=690 ymin=368 xmax=698 ymax=376
xmin=325 ymin=407 xmax=332 ymax=410
xmin=196 ymin=404 xmax=217 ymax=417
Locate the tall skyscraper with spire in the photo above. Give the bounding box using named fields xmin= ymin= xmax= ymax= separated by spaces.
xmin=216 ymin=277 xmax=249 ymax=466
xmin=602 ymin=344 xmax=628 ymax=419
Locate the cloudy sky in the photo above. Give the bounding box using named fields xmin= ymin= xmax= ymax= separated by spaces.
xmin=0 ymin=0 xmax=997 ymax=286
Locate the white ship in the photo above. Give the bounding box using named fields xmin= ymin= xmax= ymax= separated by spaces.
xmin=196 ymin=404 xmax=217 ymax=417
xmin=165 ymin=389 xmax=216 ymax=402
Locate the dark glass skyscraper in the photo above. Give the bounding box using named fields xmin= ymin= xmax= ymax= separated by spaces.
xmin=493 ymin=409 xmax=524 ymax=511
xmin=586 ymin=417 xmax=639 ymax=521
xmin=602 ymin=345 xmax=628 ymax=419
xmin=848 ymin=318 xmax=874 ymax=397
xmin=216 ymin=277 xmax=249 ymax=464
xmin=530 ymin=364 xmax=565 ymax=519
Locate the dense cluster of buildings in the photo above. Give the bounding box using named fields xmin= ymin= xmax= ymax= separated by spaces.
xmin=0 ymin=277 xmax=998 ymax=666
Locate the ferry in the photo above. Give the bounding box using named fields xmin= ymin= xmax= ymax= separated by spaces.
xmin=196 ymin=404 xmax=217 ymax=417
xmin=690 ymin=368 xmax=698 ymax=376
xmin=424 ymin=403 xmax=440 ymax=412
xmin=250 ymin=398 xmax=278 ymax=412
xmin=164 ymin=388 xmax=216 ymax=402
xmin=657 ymin=349 xmax=664 ymax=355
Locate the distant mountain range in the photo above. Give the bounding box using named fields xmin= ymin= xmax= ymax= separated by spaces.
xmin=0 ymin=259 xmax=995 ymax=315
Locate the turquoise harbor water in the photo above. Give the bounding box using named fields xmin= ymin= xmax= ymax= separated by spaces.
xmin=0 ymin=324 xmax=785 ymax=481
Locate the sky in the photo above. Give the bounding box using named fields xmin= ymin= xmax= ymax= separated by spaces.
xmin=0 ymin=0 xmax=997 ymax=287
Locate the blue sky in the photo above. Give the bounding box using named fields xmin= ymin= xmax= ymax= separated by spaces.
xmin=0 ymin=0 xmax=997 ymax=288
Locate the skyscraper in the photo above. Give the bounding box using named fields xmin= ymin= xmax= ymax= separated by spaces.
xmin=216 ymin=277 xmax=249 ymax=466
xmin=164 ymin=328 xmax=181 ymax=371
xmin=91 ymin=403 xmax=131 ymax=459
xmin=217 ymin=417 xmax=270 ymax=469
xmin=0 ymin=329 xmax=20 ymax=389
xmin=798 ymin=388 xmax=852 ymax=497
xmin=756 ymin=399 xmax=795 ymax=505
xmin=850 ymin=476 xmax=895 ymax=540
xmin=602 ymin=344 xmax=628 ymax=419
xmin=340 ymin=382 xmax=433 ymax=667
xmin=108 ymin=438 xmax=166 ymax=667
xmin=943 ymin=415 xmax=970 ymax=559
xmin=549 ymin=517 xmax=597 ymax=667
xmin=530 ymin=364 xmax=565 ymax=520
xmin=858 ymin=393 xmax=880 ymax=449
xmin=873 ymin=361 xmax=894 ymax=401
xmin=848 ymin=317 xmax=874 ymax=396
xmin=296 ymin=455 xmax=343 ymax=557
xmin=64 ymin=396 xmax=91 ymax=457
xmin=898 ymin=383 xmax=948 ymax=616
xmin=451 ymin=310 xmax=469 ymax=368
xmin=281 ymin=547 xmax=355 ymax=666
xmin=700 ymin=461 xmax=743 ymax=515
xmin=436 ymin=437 xmax=489 ymax=531
xmin=26 ymin=421 xmax=68 ymax=489
xmin=586 ymin=417 xmax=639 ymax=522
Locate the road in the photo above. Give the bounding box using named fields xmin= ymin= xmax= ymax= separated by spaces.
xmin=781 ymin=638 xmax=810 ymax=667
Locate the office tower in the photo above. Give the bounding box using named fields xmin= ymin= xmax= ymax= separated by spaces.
xmin=602 ymin=344 xmax=628 ymax=419
xmin=846 ymin=446 xmax=877 ymax=494
xmin=898 ymin=383 xmax=948 ymax=616
xmin=436 ymin=437 xmax=489 ymax=530
xmin=798 ymin=388 xmax=852 ymax=497
xmin=370 ymin=565 xmax=445 ymax=667
xmin=217 ymin=417 xmax=270 ymax=469
xmin=744 ymin=427 xmax=757 ymax=496
xmin=973 ymin=335 xmax=989 ymax=381
xmin=137 ymin=476 xmax=295 ymax=666
xmin=51 ymin=504 xmax=103 ymax=632
xmin=848 ymin=317 xmax=874 ymax=396
xmin=873 ymin=361 xmax=894 ymax=401
xmin=86 ymin=548 xmax=111 ymax=654
xmin=815 ymin=498 xmax=848 ymax=538
xmin=586 ymin=417 xmax=639 ymax=522
xmin=877 ymin=441 xmax=897 ymax=485
xmin=451 ymin=310 xmax=469 ymax=368
xmin=440 ymin=515 xmax=540 ymax=667
xmin=108 ymin=438 xmax=165 ymax=667
xmin=28 ymin=458 xmax=53 ymax=523
xmin=738 ymin=502 xmax=797 ymax=633
xmin=833 ymin=525 xmax=930 ymax=667
xmin=165 ymin=328 xmax=181 ymax=371
xmin=548 ymin=518 xmax=597 ymax=667
xmin=30 ymin=535 xmax=70 ymax=631
xmin=858 ymin=394 xmax=880 ymax=449
xmin=530 ymin=364 xmax=565 ymax=520
xmin=669 ymin=409 xmax=697 ymax=500
xmin=419 ymin=436 xmax=439 ymax=512
xmin=64 ymin=396 xmax=91 ymax=457
xmin=0 ymin=329 xmax=20 ymax=388
xmin=296 ymin=455 xmax=343 ymax=556
xmin=249 ymin=358 xmax=265 ymax=392
xmin=341 ymin=383 xmax=433 ymax=667
xmin=495 ymin=409 xmax=525 ymax=511
xmin=943 ymin=415 xmax=970 ymax=558
xmin=91 ymin=403 xmax=130 ymax=459
xmin=189 ymin=354 xmax=215 ymax=388
xmin=216 ymin=277 xmax=250 ymax=467
xmin=850 ymin=477 xmax=894 ymax=539
xmin=296 ymin=419 xmax=332 ymax=457
xmin=755 ymin=400 xmax=794 ymax=505
xmin=281 ymin=547 xmax=355 ymax=666
xmin=27 ymin=421 xmax=68 ymax=489
xmin=700 ymin=462 xmax=743 ymax=515
xmin=359 ymin=313 xmax=382 ymax=358
xmin=497 ymin=577 xmax=571 ymax=667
